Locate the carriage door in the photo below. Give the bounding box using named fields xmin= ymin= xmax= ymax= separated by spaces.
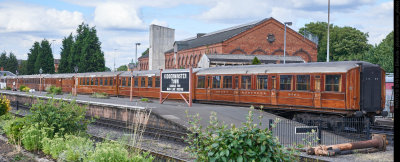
xmin=313 ymin=75 xmax=322 ymax=108
xmin=360 ymin=66 xmax=381 ymax=113
xmin=270 ymin=75 xmax=277 ymax=105
xmin=206 ymin=76 xmax=212 ymax=100
xmin=234 ymin=75 xmax=240 ymax=103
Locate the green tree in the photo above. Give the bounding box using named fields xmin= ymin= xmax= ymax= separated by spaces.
xmin=141 ymin=48 xmax=149 ymax=56
xmin=299 ymin=22 xmax=370 ymax=62
xmin=18 ymin=60 xmax=28 ymax=75
xmin=252 ymin=56 xmax=261 ymax=65
xmin=117 ymin=65 xmax=127 ymax=71
xmin=58 ymin=34 xmax=74 ymax=73
xmin=367 ymin=31 xmax=394 ymax=73
xmin=34 ymin=40 xmax=55 ymax=74
xmin=26 ymin=42 xmax=41 ymax=74
xmin=104 ymin=67 xmax=111 ymax=72
xmin=0 ymin=52 xmax=7 ymax=70
xmin=6 ymin=52 xmax=18 ymax=74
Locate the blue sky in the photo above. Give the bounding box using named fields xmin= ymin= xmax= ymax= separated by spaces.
xmin=0 ymin=0 xmax=393 ymax=70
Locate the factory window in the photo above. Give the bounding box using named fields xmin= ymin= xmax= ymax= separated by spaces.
xmin=241 ymin=76 xmax=251 ymax=89
xmin=134 ymin=77 xmax=138 ymax=87
xmin=296 ymin=75 xmax=310 ymax=91
xmin=155 ymin=77 xmax=160 ymax=87
xmin=197 ymin=76 xmax=205 ymax=88
xmin=104 ymin=78 xmax=108 ymax=86
xmin=325 ymin=75 xmax=341 ymax=92
xmin=148 ymin=77 xmax=153 ymax=88
xmin=212 ymin=76 xmax=221 ymax=88
xmin=223 ymin=76 xmax=232 ymax=88
xmin=280 ymin=75 xmax=292 ymax=90
xmin=256 ymin=75 xmax=268 ymax=90
xmin=141 ymin=77 xmax=146 ymax=87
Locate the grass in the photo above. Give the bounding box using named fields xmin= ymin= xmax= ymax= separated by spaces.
xmin=90 ymin=92 xmax=110 ymax=99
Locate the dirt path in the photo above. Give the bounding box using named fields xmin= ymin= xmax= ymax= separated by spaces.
xmin=0 ymin=135 xmax=35 ymax=162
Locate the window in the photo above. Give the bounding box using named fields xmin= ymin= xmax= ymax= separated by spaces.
xmin=325 ymin=75 xmax=341 ymax=92
xmin=141 ymin=77 xmax=146 ymax=87
xmin=197 ymin=76 xmax=205 ymax=88
xmin=90 ymin=78 xmax=94 ymax=85
xmin=234 ymin=76 xmax=238 ymax=89
xmin=212 ymin=76 xmax=221 ymax=88
xmin=155 ymin=77 xmax=160 ymax=87
xmin=134 ymin=78 xmax=138 ymax=87
xmin=148 ymin=77 xmax=153 ymax=88
xmin=122 ymin=78 xmax=126 ymax=87
xmin=315 ymin=76 xmax=321 ymax=91
xmin=95 ymin=78 xmax=98 ymax=85
xmin=86 ymin=78 xmax=89 ymax=85
xmin=110 ymin=78 xmax=113 ymax=86
xmin=128 ymin=77 xmax=131 ymax=86
xmin=256 ymin=75 xmax=268 ymax=90
xmin=280 ymin=75 xmax=292 ymax=90
xmin=241 ymin=76 xmax=251 ymax=89
xmin=80 ymin=78 xmax=83 ymax=85
xmin=271 ymin=76 xmax=276 ymax=89
xmin=104 ymin=78 xmax=108 ymax=86
xmin=223 ymin=76 xmax=232 ymax=88
xmin=100 ymin=78 xmax=103 ymax=85
xmin=296 ymin=75 xmax=310 ymax=91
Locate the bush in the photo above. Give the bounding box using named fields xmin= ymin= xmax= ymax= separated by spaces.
xmin=22 ymin=87 xmax=30 ymax=92
xmin=3 ymin=117 xmax=26 ymax=144
xmin=0 ymin=95 xmax=11 ymax=116
xmin=140 ymin=98 xmax=149 ymax=102
xmin=21 ymin=124 xmax=54 ymax=151
xmin=91 ymin=92 xmax=109 ymax=99
xmin=46 ymin=85 xmax=63 ymax=95
xmin=19 ymin=85 xmax=27 ymax=91
xmin=25 ymin=98 xmax=91 ymax=137
xmin=58 ymin=135 xmax=94 ymax=161
xmin=185 ymin=107 xmax=298 ymax=161
xmin=42 ymin=135 xmax=66 ymax=159
xmin=6 ymin=86 xmax=11 ymax=90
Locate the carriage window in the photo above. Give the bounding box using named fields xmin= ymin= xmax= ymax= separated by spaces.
xmin=197 ymin=76 xmax=205 ymax=88
xmin=241 ymin=76 xmax=251 ymax=89
xmin=100 ymin=78 xmax=103 ymax=85
xmin=315 ymin=77 xmax=321 ymax=91
xmin=90 ymin=78 xmax=94 ymax=85
xmin=141 ymin=77 xmax=146 ymax=87
xmin=280 ymin=75 xmax=292 ymax=90
xmin=122 ymin=78 xmax=126 ymax=87
xmin=95 ymin=78 xmax=98 ymax=85
xmin=223 ymin=76 xmax=232 ymax=88
xmin=212 ymin=76 xmax=221 ymax=88
xmin=86 ymin=78 xmax=89 ymax=85
xmin=256 ymin=75 xmax=268 ymax=90
xmin=128 ymin=77 xmax=131 ymax=86
xmin=155 ymin=77 xmax=160 ymax=87
xmin=110 ymin=78 xmax=113 ymax=86
xmin=104 ymin=78 xmax=108 ymax=86
xmin=134 ymin=78 xmax=138 ymax=87
xmin=296 ymin=75 xmax=310 ymax=91
xmin=272 ymin=76 xmax=276 ymax=89
xmin=234 ymin=76 xmax=238 ymax=89
xmin=325 ymin=75 xmax=341 ymax=92
xmin=148 ymin=77 xmax=153 ymax=88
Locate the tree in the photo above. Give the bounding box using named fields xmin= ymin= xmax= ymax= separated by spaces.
xmin=18 ymin=60 xmax=28 ymax=75
xmin=252 ymin=56 xmax=261 ymax=65
xmin=299 ymin=22 xmax=370 ymax=62
xmin=141 ymin=48 xmax=149 ymax=56
xmin=58 ymin=34 xmax=74 ymax=73
xmin=104 ymin=67 xmax=111 ymax=72
xmin=34 ymin=40 xmax=55 ymax=74
xmin=26 ymin=42 xmax=41 ymax=74
xmin=117 ymin=65 xmax=128 ymax=71
xmin=367 ymin=31 xmax=393 ymax=73
xmin=0 ymin=52 xmax=18 ymax=73
xmin=0 ymin=52 xmax=7 ymax=70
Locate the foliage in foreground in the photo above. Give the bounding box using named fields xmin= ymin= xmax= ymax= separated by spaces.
xmin=0 ymin=95 xmax=11 ymax=116
xmin=185 ymin=107 xmax=298 ymax=162
xmin=45 ymin=85 xmax=63 ymax=95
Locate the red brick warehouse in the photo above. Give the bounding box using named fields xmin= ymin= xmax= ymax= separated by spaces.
xmin=139 ymin=17 xmax=318 ymax=70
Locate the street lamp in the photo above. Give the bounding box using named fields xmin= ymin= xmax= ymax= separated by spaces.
xmin=16 ymin=70 xmax=19 ymax=91
xmin=39 ymin=68 xmax=43 ymax=93
xmin=114 ymin=49 xmax=117 ymax=72
xmin=74 ymin=66 xmax=78 ymax=96
xmin=128 ymin=63 xmax=135 ymax=101
xmin=283 ymin=22 xmax=292 ymax=64
xmin=135 ymin=43 xmax=141 ymax=64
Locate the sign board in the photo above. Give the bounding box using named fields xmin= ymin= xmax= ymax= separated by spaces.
xmin=161 ymin=71 xmax=190 ymax=93
xmin=295 ymin=126 xmax=318 ymax=134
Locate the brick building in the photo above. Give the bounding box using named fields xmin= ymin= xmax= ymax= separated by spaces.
xmin=138 ymin=17 xmax=317 ymax=70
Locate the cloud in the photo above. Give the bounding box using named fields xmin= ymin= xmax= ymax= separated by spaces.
xmin=93 ymin=2 xmax=146 ymax=30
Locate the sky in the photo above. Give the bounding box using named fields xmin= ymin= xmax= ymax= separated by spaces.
xmin=0 ymin=0 xmax=394 ymax=70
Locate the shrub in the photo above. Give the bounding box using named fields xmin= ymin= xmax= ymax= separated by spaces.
xmin=42 ymin=135 xmax=66 ymax=159
xmin=86 ymin=141 xmax=130 ymax=162
xmin=140 ymin=98 xmax=149 ymax=102
xmin=91 ymin=92 xmax=109 ymax=99
xmin=21 ymin=124 xmax=54 ymax=151
xmin=3 ymin=117 xmax=26 ymax=144
xmin=0 ymin=95 xmax=11 ymax=116
xmin=185 ymin=107 xmax=298 ymax=161
xmin=19 ymin=85 xmax=27 ymax=91
xmin=25 ymin=98 xmax=91 ymax=137
xmin=58 ymin=135 xmax=94 ymax=161
xmin=46 ymin=85 xmax=63 ymax=95
xmin=22 ymin=86 xmax=30 ymax=92
xmin=6 ymin=86 xmax=11 ymax=90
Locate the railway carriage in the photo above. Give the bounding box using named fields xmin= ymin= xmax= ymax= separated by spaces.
xmin=118 ymin=70 xmax=160 ymax=98
xmin=76 ymin=72 xmax=122 ymax=96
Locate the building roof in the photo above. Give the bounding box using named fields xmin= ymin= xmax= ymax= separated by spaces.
xmin=0 ymin=71 xmax=15 ymax=77
xmin=165 ymin=18 xmax=272 ymax=54
xmin=205 ymin=54 xmax=304 ymax=63
xmin=139 ymin=53 xmax=149 ymax=59
xmin=196 ymin=61 xmax=376 ymax=75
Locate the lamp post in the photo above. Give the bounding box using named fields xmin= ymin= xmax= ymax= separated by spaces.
xmin=283 ymin=22 xmax=292 ymax=64
xmin=74 ymin=66 xmax=78 ymax=96
xmin=39 ymin=68 xmax=43 ymax=93
xmin=16 ymin=70 xmax=19 ymax=91
xmin=135 ymin=43 xmax=141 ymax=64
xmin=128 ymin=63 xmax=135 ymax=101
xmin=113 ymin=49 xmax=117 ymax=72
xmin=327 ymin=0 xmax=330 ymax=62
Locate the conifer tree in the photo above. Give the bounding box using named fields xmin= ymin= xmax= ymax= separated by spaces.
xmin=34 ymin=40 xmax=55 ymax=74
xmin=26 ymin=42 xmax=40 ymax=74
xmin=59 ymin=34 xmax=74 ymax=73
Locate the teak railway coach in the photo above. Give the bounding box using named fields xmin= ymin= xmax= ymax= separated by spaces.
xmin=2 ymin=61 xmax=387 ymax=123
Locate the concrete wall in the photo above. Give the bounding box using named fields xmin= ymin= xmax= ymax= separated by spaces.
xmin=149 ymin=25 xmax=175 ymax=70
xmin=197 ymin=54 xmax=210 ymax=68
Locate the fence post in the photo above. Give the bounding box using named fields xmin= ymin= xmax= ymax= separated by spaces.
xmin=318 ymin=114 xmax=322 ymax=144
xmin=16 ymin=101 xmax=19 ymax=110
xmin=366 ymin=117 xmax=371 ymax=140
xmin=269 ymin=119 xmax=274 ymax=130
